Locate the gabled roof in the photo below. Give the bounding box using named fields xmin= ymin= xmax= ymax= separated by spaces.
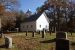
xmin=22 ymin=13 xmax=41 ymax=22
xmin=21 ymin=12 xmax=50 ymax=23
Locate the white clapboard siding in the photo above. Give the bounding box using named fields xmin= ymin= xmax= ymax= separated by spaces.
xmin=36 ymin=12 xmax=49 ymax=31
xmin=20 ymin=12 xmax=49 ymax=32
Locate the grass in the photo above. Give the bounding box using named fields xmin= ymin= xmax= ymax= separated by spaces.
xmin=0 ymin=32 xmax=75 ymax=50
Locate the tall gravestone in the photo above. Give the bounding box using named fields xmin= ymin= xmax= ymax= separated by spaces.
xmin=56 ymin=32 xmax=67 ymax=39
xmin=56 ymin=39 xmax=69 ymax=50
xmin=56 ymin=32 xmax=69 ymax=50
xmin=5 ymin=36 xmax=12 ymax=48
xmin=32 ymin=31 xmax=35 ymax=37
xmin=42 ymin=31 xmax=44 ymax=38
xmin=0 ymin=19 xmax=2 ymax=38
xmin=16 ymin=28 xmax=19 ymax=32
xmin=0 ymin=18 xmax=1 ymax=32
xmin=42 ymin=29 xmax=45 ymax=38
xmin=0 ymin=32 xmax=3 ymax=38
xmin=26 ymin=31 xmax=28 ymax=36
xmin=38 ymin=31 xmax=41 ymax=34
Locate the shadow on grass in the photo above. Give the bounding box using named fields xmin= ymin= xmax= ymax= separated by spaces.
xmin=40 ymin=38 xmax=56 ymax=43
xmin=0 ymin=44 xmax=6 ymax=48
xmin=71 ymin=42 xmax=75 ymax=46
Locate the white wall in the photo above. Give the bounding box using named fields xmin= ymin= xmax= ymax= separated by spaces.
xmin=20 ymin=12 xmax=49 ymax=32
xmin=36 ymin=13 xmax=49 ymax=31
xmin=20 ymin=21 xmax=36 ymax=31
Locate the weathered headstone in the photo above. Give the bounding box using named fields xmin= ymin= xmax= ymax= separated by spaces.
xmin=56 ymin=32 xmax=69 ymax=50
xmin=43 ymin=29 xmax=46 ymax=35
xmin=0 ymin=32 xmax=3 ymax=38
xmin=42 ymin=31 xmax=44 ymax=38
xmin=56 ymin=31 xmax=67 ymax=39
xmin=38 ymin=31 xmax=41 ymax=34
xmin=42 ymin=29 xmax=45 ymax=38
xmin=32 ymin=31 xmax=35 ymax=37
xmin=1 ymin=33 xmax=3 ymax=38
xmin=56 ymin=39 xmax=69 ymax=50
xmin=5 ymin=36 xmax=12 ymax=48
xmin=16 ymin=28 xmax=19 ymax=32
xmin=26 ymin=31 xmax=28 ymax=36
xmin=49 ymin=27 xmax=52 ymax=35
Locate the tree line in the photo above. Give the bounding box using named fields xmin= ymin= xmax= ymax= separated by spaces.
xmin=0 ymin=0 xmax=32 ymax=32
xmin=0 ymin=0 xmax=75 ymax=32
xmin=36 ymin=0 xmax=75 ymax=32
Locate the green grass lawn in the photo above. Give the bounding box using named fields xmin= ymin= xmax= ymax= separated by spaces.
xmin=0 ymin=32 xmax=75 ymax=50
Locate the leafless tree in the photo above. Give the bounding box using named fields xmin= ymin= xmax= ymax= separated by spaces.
xmin=0 ymin=0 xmax=19 ymax=31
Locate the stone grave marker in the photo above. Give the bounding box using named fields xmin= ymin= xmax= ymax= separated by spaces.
xmin=32 ymin=31 xmax=35 ymax=37
xmin=43 ymin=29 xmax=46 ymax=35
xmin=56 ymin=31 xmax=69 ymax=50
xmin=56 ymin=31 xmax=67 ymax=39
xmin=42 ymin=31 xmax=44 ymax=38
xmin=42 ymin=29 xmax=45 ymax=38
xmin=5 ymin=36 xmax=12 ymax=48
xmin=38 ymin=31 xmax=41 ymax=34
xmin=26 ymin=31 xmax=28 ymax=36
xmin=0 ymin=32 xmax=3 ymax=38
xmin=56 ymin=39 xmax=69 ymax=50
xmin=16 ymin=28 xmax=19 ymax=32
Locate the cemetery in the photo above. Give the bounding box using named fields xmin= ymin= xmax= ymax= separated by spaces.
xmin=0 ymin=0 xmax=75 ymax=50
xmin=0 ymin=31 xmax=75 ymax=50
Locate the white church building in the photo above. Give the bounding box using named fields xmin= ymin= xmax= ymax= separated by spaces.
xmin=20 ymin=12 xmax=49 ymax=32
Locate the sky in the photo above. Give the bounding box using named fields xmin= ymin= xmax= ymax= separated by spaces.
xmin=19 ymin=0 xmax=75 ymax=13
xmin=19 ymin=0 xmax=46 ymax=13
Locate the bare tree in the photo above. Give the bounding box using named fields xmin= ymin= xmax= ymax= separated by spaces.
xmin=0 ymin=0 xmax=19 ymax=31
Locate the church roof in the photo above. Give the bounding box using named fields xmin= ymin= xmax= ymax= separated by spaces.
xmin=21 ymin=12 xmax=50 ymax=23
xmin=22 ymin=13 xmax=41 ymax=22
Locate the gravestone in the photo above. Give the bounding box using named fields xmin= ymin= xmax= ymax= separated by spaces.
xmin=42 ymin=29 xmax=45 ymax=38
xmin=26 ymin=31 xmax=28 ymax=36
xmin=56 ymin=39 xmax=69 ymax=50
xmin=32 ymin=31 xmax=35 ymax=37
xmin=0 ymin=32 xmax=3 ymax=38
xmin=43 ymin=29 xmax=46 ymax=35
xmin=5 ymin=36 xmax=12 ymax=48
xmin=56 ymin=32 xmax=69 ymax=50
xmin=1 ymin=33 xmax=3 ymax=38
xmin=42 ymin=31 xmax=44 ymax=38
xmin=16 ymin=28 xmax=19 ymax=32
xmin=38 ymin=31 xmax=41 ymax=34
xmin=56 ymin=31 xmax=67 ymax=39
